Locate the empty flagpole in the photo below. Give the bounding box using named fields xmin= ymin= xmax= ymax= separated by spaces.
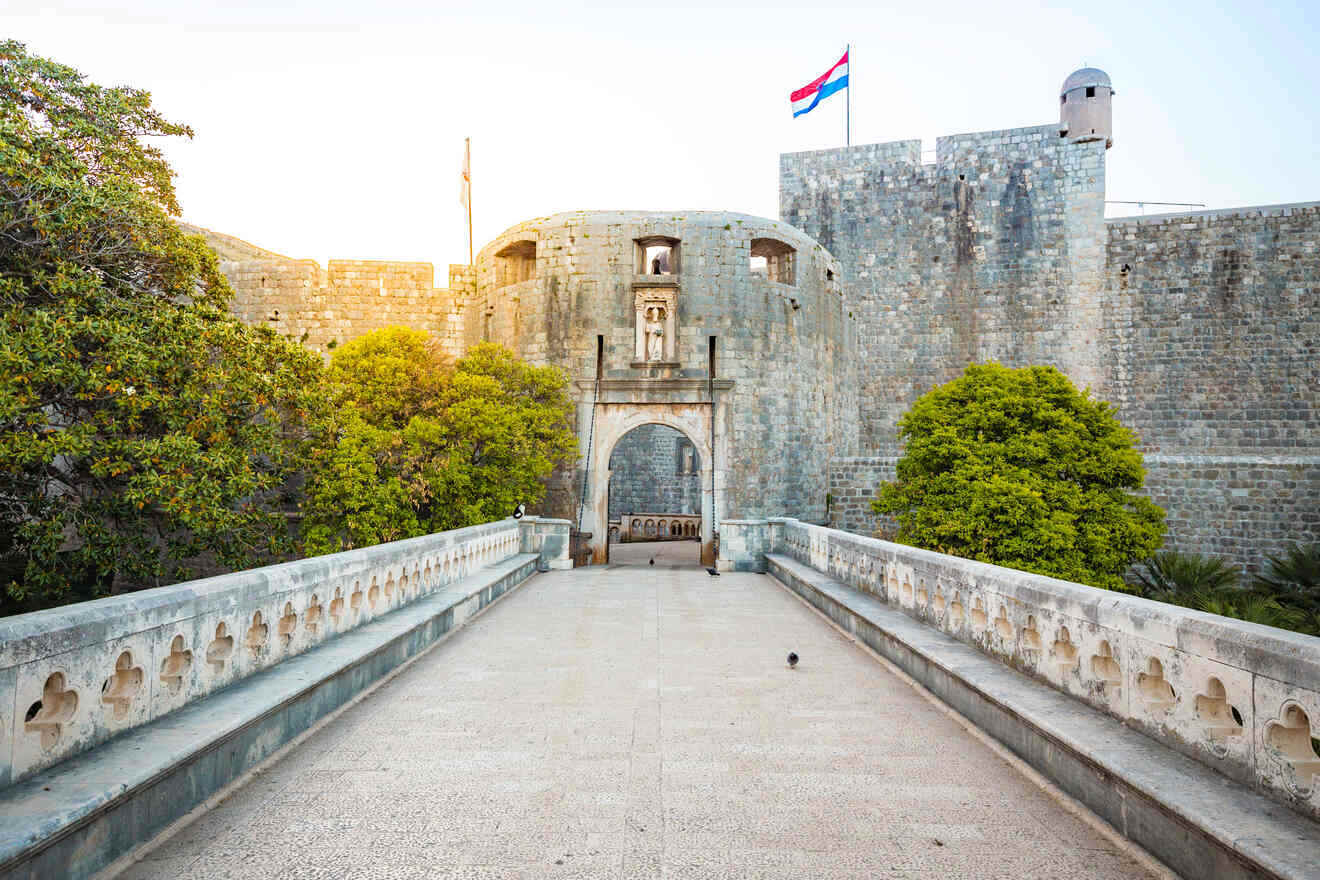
xmin=465 ymin=138 xmax=474 ymax=267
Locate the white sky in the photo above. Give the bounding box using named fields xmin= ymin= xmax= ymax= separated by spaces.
xmin=8 ymin=1 xmax=1319 ymax=272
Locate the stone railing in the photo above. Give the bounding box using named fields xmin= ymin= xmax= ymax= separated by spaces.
xmin=726 ymin=517 xmax=1320 ymax=822
xmin=612 ymin=513 xmax=701 ymax=543
xmin=0 ymin=516 xmax=569 ymax=789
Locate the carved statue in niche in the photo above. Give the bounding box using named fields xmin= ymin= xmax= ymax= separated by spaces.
xmin=645 ymin=306 xmax=665 ymax=362
xmin=633 ymin=288 xmax=676 ymax=364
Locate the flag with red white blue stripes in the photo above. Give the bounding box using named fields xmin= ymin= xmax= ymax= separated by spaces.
xmin=791 ymin=49 xmax=849 ymax=118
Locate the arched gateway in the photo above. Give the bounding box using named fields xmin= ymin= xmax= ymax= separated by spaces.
xmin=588 ymin=409 xmax=717 ymax=565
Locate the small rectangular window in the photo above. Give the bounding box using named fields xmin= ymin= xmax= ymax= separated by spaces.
xmin=1085 ymin=86 xmax=1096 ymax=98
xmin=494 ymin=240 xmax=536 ymax=287
xmin=635 ymin=236 xmax=680 ymax=275
xmin=750 ymin=238 xmax=797 ymax=285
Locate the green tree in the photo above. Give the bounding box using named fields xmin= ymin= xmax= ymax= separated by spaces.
xmin=302 ymin=334 xmax=576 ymax=555
xmin=0 ymin=42 xmax=324 ymax=611
xmin=872 ymin=363 xmax=1166 ymax=590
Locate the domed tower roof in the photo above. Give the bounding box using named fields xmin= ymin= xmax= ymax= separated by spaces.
xmin=1061 ymin=67 xmax=1112 ymax=95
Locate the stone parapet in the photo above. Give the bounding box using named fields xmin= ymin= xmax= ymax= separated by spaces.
xmin=747 ymin=517 xmax=1320 ymax=824
xmin=766 ymin=550 xmax=1320 ymax=879
xmin=0 ymin=517 xmax=566 ymax=789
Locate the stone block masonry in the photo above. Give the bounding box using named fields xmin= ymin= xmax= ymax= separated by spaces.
xmin=787 ymin=134 xmax=1317 ymax=571
xmin=185 ymin=225 xmax=469 ymax=359
xmin=1103 ymin=202 xmax=1320 ymax=455
xmin=781 ymin=127 xmax=1108 ymax=456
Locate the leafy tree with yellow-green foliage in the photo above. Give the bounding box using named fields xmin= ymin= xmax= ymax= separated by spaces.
xmin=872 ymin=363 xmax=1165 ymax=591
xmin=302 ymin=331 xmax=576 ymax=555
xmin=0 ymin=41 xmax=324 ymax=611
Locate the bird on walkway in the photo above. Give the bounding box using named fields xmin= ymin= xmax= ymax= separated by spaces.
xmin=787 ymin=652 xmax=799 ymax=669
xmin=649 ymin=558 xmax=654 ymax=566
xmin=706 ymin=567 xmax=720 ymax=576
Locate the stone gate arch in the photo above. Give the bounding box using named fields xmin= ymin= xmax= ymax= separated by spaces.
xmin=583 ymin=403 xmax=719 ymax=566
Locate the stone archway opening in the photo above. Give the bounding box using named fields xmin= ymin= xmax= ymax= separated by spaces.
xmin=607 ymin=424 xmax=702 ymax=566
xmin=582 ymin=403 xmax=718 ymax=567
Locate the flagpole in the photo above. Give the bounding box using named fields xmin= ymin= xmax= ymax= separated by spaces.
xmin=465 ymin=137 xmax=474 ymax=267
xmin=846 ymin=44 xmax=851 ymax=147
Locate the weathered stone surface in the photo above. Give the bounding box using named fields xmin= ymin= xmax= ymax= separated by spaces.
xmin=0 ymin=518 xmax=569 ymax=788
xmin=767 ymin=550 xmax=1320 ymax=880
xmin=745 ymin=517 xmax=1320 ymax=824
xmin=118 ymin=548 xmax=1158 ymax=880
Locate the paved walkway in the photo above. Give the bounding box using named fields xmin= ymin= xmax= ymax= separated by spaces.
xmin=120 ymin=559 xmax=1158 ymax=880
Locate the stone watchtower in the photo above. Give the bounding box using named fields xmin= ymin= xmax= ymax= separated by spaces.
xmin=1059 ymin=67 xmax=1114 ymax=148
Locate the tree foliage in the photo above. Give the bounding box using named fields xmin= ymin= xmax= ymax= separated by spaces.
xmin=302 ymin=333 xmax=577 ymax=555
xmin=0 ymin=41 xmax=324 ymax=612
xmin=1130 ymin=550 xmax=1239 ymax=601
xmin=872 ymin=363 xmax=1166 ymax=590
xmin=1129 ymin=545 xmax=1320 ymax=636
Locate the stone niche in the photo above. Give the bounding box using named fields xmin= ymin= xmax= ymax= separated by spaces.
xmin=633 ymin=285 xmax=677 ymax=365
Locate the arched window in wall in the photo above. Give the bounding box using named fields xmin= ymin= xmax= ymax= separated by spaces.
xmin=495 ymin=240 xmax=537 ymax=287
xmin=750 ymin=238 xmax=796 ymax=285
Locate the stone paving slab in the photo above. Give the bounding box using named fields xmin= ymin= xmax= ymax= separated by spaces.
xmin=114 ymin=564 xmax=1159 ymax=880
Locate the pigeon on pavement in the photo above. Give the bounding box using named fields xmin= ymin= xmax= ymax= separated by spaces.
xmin=706 ymin=568 xmax=720 ymax=576
xmin=787 ymin=652 xmax=799 ymax=669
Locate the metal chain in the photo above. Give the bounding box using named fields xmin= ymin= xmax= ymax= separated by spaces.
xmin=575 ymin=373 xmax=600 ymax=533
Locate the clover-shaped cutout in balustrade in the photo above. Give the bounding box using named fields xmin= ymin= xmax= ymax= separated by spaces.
xmin=1050 ymin=626 xmax=1079 ymax=675
xmin=1138 ymin=657 xmax=1177 ymax=710
xmin=900 ymin=576 xmax=913 ymax=606
xmin=25 ymin=673 xmax=78 ymax=751
xmin=206 ymin=623 xmax=234 ymax=674
xmin=933 ymin=591 xmax=947 ymax=615
xmin=949 ymin=595 xmax=966 ymax=629
xmin=993 ymin=606 xmax=1014 ymax=641
xmin=886 ymin=568 xmax=898 ymax=597
xmin=350 ymin=580 xmax=364 ymax=615
xmin=160 ymin=635 xmax=193 ymax=695
xmin=1265 ymin=702 xmax=1320 ymax=793
xmin=367 ymin=576 xmax=381 ymax=610
xmin=1020 ymin=615 xmax=1042 ymax=654
xmin=384 ymin=573 xmax=396 ymax=600
xmin=329 ymin=588 xmax=345 ymax=625
xmin=1194 ymin=677 xmax=1243 ymax=750
xmin=970 ymin=598 xmax=987 ymax=633
xmin=423 ymin=563 xmax=432 ymax=587
xmin=916 ymin=579 xmax=928 ymax=607
xmin=278 ymin=602 xmax=297 ymax=649
xmin=101 ymin=651 xmax=144 ymax=721
xmin=306 ymin=594 xmax=323 ymax=636
xmin=245 ymin=611 xmax=269 ymax=658
xmin=1090 ymin=640 xmax=1122 ymax=698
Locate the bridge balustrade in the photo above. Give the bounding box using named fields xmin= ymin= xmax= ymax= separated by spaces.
xmin=720 ymin=517 xmax=1320 ymax=823
xmin=0 ymin=516 xmax=569 ymax=790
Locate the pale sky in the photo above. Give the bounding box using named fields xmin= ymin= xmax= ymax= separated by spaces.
xmin=8 ymin=1 xmax=1319 ymax=273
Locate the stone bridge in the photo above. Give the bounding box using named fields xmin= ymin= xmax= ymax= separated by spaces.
xmin=0 ymin=518 xmax=1317 ymax=879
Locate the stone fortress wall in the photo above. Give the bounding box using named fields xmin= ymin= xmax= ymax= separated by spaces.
xmin=607 ymin=424 xmax=702 ymax=520
xmin=1105 ymin=204 xmax=1320 ymax=567
xmin=186 ymin=224 xmax=471 ymax=358
xmin=825 ymin=199 xmax=1320 ymax=571
xmin=799 ymin=155 xmax=1319 ymax=569
xmin=202 ymin=68 xmax=1316 ymax=572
